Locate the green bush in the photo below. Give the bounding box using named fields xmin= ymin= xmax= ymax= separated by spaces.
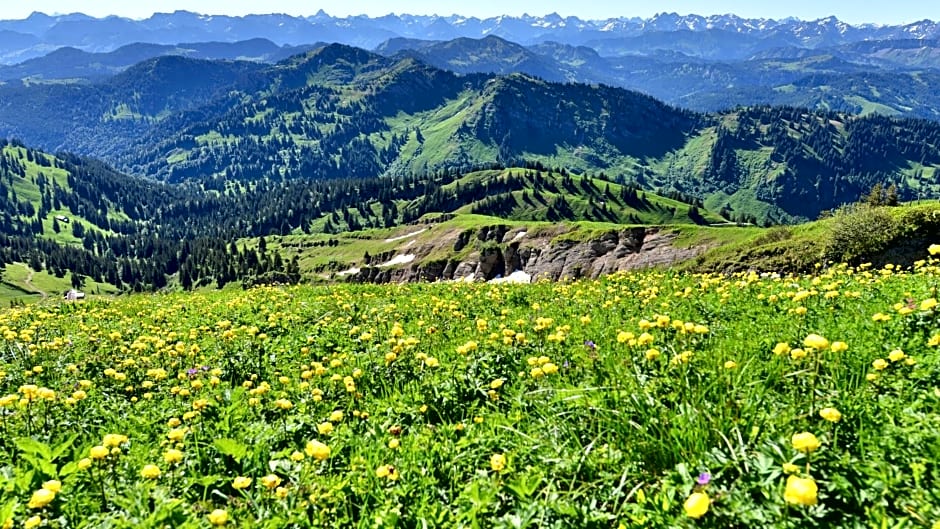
xmin=824 ymin=205 xmax=900 ymax=263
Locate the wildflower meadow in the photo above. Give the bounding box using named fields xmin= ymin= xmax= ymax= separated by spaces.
xmin=0 ymin=257 xmax=939 ymax=527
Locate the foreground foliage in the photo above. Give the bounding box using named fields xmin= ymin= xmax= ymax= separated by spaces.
xmin=1 ymin=257 xmax=939 ymax=528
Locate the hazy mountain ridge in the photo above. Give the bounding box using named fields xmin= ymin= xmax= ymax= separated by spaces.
xmin=4 ymin=12 xmax=940 ymax=119
xmin=1 ymin=10 xmax=939 ymax=64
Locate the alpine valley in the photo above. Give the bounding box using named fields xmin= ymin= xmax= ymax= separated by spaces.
xmin=1 ymin=12 xmax=940 ymax=297
xmin=4 ymin=10 xmax=940 ymax=529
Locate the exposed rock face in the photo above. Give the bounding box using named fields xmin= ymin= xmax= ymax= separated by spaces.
xmin=349 ymin=225 xmax=707 ymax=283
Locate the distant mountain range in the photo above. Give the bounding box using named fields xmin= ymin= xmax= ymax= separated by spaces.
xmin=2 ymin=10 xmax=940 ymax=63
xmin=2 ymin=11 xmax=940 ymax=119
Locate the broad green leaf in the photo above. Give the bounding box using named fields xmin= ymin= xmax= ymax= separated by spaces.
xmin=213 ymin=438 xmax=247 ymax=461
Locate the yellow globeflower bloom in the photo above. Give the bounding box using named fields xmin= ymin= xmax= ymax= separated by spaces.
xmin=888 ymin=349 xmax=906 ymax=362
xmin=803 ymin=334 xmax=829 ymax=350
xmin=77 ymin=458 xmax=92 ymax=470
xmin=683 ymin=492 xmax=710 ymax=518
xmin=305 ymin=440 xmax=331 ymax=461
xmin=24 ymin=516 xmax=42 ymax=529
xmin=164 ymin=449 xmax=184 ymax=464
xmin=784 ymin=475 xmax=818 ymax=506
xmin=261 ymin=474 xmax=281 ymax=490
xmin=929 ymin=243 xmax=940 ymax=255
xmin=791 ymin=432 xmax=821 ymax=453
xmin=317 ymin=422 xmax=334 ymax=435
xmin=28 ymin=488 xmax=56 ymax=509
xmin=167 ymin=428 xmax=187 ymax=442
xmin=872 ymin=358 xmax=889 ymax=371
xmin=819 ymin=407 xmax=842 ymax=423
xmin=772 ymin=342 xmax=791 ymax=356
xmin=830 ymin=341 xmax=848 ymax=353
xmin=41 ymin=480 xmax=61 ymax=493
xmin=102 ymin=433 xmax=128 ymax=448
xmin=89 ymin=445 xmax=109 ymax=460
xmin=207 ymin=509 xmax=229 ymax=526
xmin=490 ymin=453 xmax=507 ymax=472
xmin=232 ymin=476 xmax=252 ymax=490
xmin=140 ymin=464 xmax=161 ymax=479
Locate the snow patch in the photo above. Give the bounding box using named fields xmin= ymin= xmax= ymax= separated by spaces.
xmin=337 ymin=267 xmax=361 ymax=276
xmin=384 ymin=228 xmax=426 ymax=243
xmin=511 ymin=231 xmax=527 ymax=242
xmin=379 ymin=254 xmax=416 ymax=267
xmin=489 ymin=270 xmax=531 ymax=284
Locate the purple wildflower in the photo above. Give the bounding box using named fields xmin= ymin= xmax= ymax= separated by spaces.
xmin=696 ymin=472 xmax=711 ymax=486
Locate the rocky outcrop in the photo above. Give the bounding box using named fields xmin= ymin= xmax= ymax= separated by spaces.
xmin=348 ymin=225 xmax=708 ymax=283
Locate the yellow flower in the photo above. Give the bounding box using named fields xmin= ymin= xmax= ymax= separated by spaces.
xmin=275 ymin=486 xmax=289 ymax=499
xmin=772 ymin=342 xmax=791 ymax=356
xmin=920 ymin=298 xmax=938 ymax=311
xmin=41 ymin=480 xmax=61 ymax=494
xmin=305 ymin=440 xmax=331 ymax=461
xmin=784 ymin=475 xmax=818 ymax=506
xmin=24 ymin=516 xmax=42 ymax=529
xmin=28 ymin=488 xmax=56 ymax=509
xmin=102 ymin=433 xmax=128 ymax=447
xmin=167 ymin=428 xmax=187 ymax=442
xmin=232 ymin=476 xmax=252 ymax=490
xmin=819 ymin=407 xmax=842 ymax=423
xmin=140 ymin=464 xmax=161 ymax=479
xmin=782 ymin=463 xmax=801 ymax=474
xmin=317 ymin=422 xmax=334 ymax=435
xmin=888 ymin=349 xmax=906 ymax=362
xmin=929 ymin=243 xmax=940 ymax=255
xmin=164 ymin=449 xmax=184 ymax=464
xmin=830 ymin=341 xmax=848 ymax=353
xmin=78 ymin=458 xmax=92 ymax=470
xmin=207 ymin=509 xmax=229 ymax=526
xmin=89 ymin=445 xmax=109 ymax=460
xmin=803 ymin=334 xmax=829 ymax=350
xmin=375 ymin=464 xmax=400 ymax=480
xmin=791 ymin=432 xmax=821 ymax=453
xmin=645 ymin=348 xmax=661 ymax=361
xmin=388 ymin=438 xmax=400 ymax=449
xmin=872 ymin=358 xmax=888 ymax=371
xmin=789 ymin=348 xmax=807 ymax=360
xmin=261 ymin=474 xmax=281 ymax=490
xmin=490 ymin=453 xmax=507 ymax=472
xmin=683 ymin=492 xmax=710 ymax=518
xmin=723 ymin=360 xmax=737 ymax=369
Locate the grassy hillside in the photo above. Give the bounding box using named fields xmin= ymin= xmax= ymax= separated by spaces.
xmin=0 ymin=45 xmax=939 ymax=225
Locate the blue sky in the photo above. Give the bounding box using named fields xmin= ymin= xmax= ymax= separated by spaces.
xmin=0 ymin=1 xmax=937 ymax=25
